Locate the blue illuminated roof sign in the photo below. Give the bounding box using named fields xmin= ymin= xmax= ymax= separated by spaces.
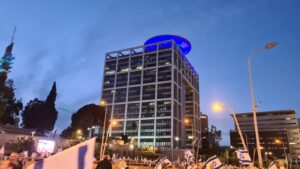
xmin=144 ymin=35 xmax=192 ymax=55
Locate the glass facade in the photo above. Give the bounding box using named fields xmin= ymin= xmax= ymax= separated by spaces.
xmin=142 ymin=85 xmax=155 ymax=100
xmin=101 ymin=39 xmax=200 ymax=149
xmin=127 ymin=103 xmax=140 ymax=119
xmin=141 ymin=102 xmax=155 ymax=118
xmin=128 ymin=87 xmax=140 ymax=101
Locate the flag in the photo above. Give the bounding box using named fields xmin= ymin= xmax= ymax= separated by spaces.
xmin=268 ymin=161 xmax=278 ymax=169
xmin=0 ymin=146 xmax=4 ymax=156
xmin=154 ymin=157 xmax=172 ymax=169
xmin=204 ymin=155 xmax=223 ymax=169
xmin=236 ymin=149 xmax=252 ymax=165
xmin=184 ymin=149 xmax=195 ymax=164
xmin=26 ymin=138 xmax=96 ymax=169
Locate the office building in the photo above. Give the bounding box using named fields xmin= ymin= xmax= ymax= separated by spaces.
xmin=230 ymin=110 xmax=300 ymax=160
xmin=100 ymin=35 xmax=201 ymax=149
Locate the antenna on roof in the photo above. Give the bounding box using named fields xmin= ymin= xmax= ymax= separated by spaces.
xmin=11 ymin=26 xmax=16 ymax=43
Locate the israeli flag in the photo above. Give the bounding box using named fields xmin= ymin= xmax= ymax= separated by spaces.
xmin=184 ymin=149 xmax=195 ymax=164
xmin=268 ymin=161 xmax=278 ymax=169
xmin=236 ymin=149 xmax=252 ymax=165
xmin=26 ymin=138 xmax=95 ymax=169
xmin=204 ymin=155 xmax=223 ymax=169
xmin=154 ymin=157 xmax=172 ymax=169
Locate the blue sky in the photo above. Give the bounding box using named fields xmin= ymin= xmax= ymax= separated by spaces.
xmin=1 ymin=0 xmax=299 ymax=145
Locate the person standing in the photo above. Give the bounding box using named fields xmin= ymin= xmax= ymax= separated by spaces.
xmin=96 ymin=155 xmax=112 ymax=169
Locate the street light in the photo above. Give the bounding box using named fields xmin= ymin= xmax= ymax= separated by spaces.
xmin=196 ymin=136 xmax=207 ymax=161
xmin=212 ymin=103 xmax=248 ymax=150
xmin=248 ymin=41 xmax=278 ymax=169
xmin=101 ymin=119 xmax=117 ymax=159
xmin=77 ymin=129 xmax=82 ymax=140
xmin=99 ymin=100 xmax=107 ymax=160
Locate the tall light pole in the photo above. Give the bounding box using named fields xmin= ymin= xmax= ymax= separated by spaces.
xmin=99 ymin=100 xmax=107 ymax=160
xmin=101 ymin=119 xmax=117 ymax=159
xmin=212 ymin=103 xmax=247 ymax=150
xmin=248 ymin=42 xmax=278 ymax=168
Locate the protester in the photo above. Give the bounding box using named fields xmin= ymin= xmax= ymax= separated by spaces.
xmin=0 ymin=160 xmax=22 ymax=169
xmin=197 ymin=160 xmax=204 ymax=169
xmin=96 ymin=155 xmax=112 ymax=169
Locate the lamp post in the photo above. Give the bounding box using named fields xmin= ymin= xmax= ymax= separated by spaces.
xmin=196 ymin=136 xmax=207 ymax=161
xmin=101 ymin=119 xmax=117 ymax=159
xmin=212 ymin=103 xmax=247 ymax=150
xmin=99 ymin=100 xmax=107 ymax=160
xmin=248 ymin=42 xmax=278 ymax=168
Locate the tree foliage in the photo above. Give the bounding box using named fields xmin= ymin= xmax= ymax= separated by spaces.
xmin=60 ymin=104 xmax=105 ymax=138
xmin=0 ymin=72 xmax=23 ymax=125
xmin=21 ymin=82 xmax=58 ymax=133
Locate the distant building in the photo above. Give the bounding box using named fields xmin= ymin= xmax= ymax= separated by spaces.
xmin=200 ymin=114 xmax=208 ymax=132
xmin=100 ymin=35 xmax=201 ymax=149
xmin=230 ymin=110 xmax=300 ymax=160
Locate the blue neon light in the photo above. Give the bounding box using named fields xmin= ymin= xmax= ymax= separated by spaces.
xmin=144 ymin=35 xmax=192 ymax=55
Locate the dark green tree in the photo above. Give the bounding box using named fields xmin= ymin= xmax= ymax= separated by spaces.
xmin=21 ymin=98 xmax=44 ymax=130
xmin=43 ymin=81 xmax=58 ymax=131
xmin=0 ymin=72 xmax=23 ymax=125
xmin=21 ymin=81 xmax=58 ymax=133
xmin=60 ymin=104 xmax=105 ymax=138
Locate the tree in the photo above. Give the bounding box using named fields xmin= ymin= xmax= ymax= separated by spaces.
xmin=60 ymin=104 xmax=105 ymax=138
xmin=0 ymin=72 xmax=23 ymax=125
xmin=43 ymin=82 xmax=58 ymax=131
xmin=21 ymin=98 xmax=45 ymax=130
xmin=21 ymin=81 xmax=58 ymax=133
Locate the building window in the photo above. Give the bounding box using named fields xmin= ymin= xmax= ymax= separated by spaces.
xmin=102 ymin=90 xmax=114 ymax=103
xmin=143 ymin=69 xmax=156 ymax=84
xmin=115 ymin=88 xmax=127 ymax=103
xmin=140 ymin=138 xmax=154 ymax=147
xmin=158 ymin=66 xmax=171 ymax=82
xmin=126 ymin=120 xmax=139 ymax=136
xmin=178 ymin=87 xmax=181 ymax=101
xmin=174 ymin=53 xmax=178 ymax=68
xmin=140 ymin=120 xmax=154 ymax=136
xmin=127 ymin=103 xmax=140 ymax=119
xmin=105 ymin=60 xmax=116 ymax=75
xmin=116 ymin=73 xmax=128 ymax=87
xmin=144 ymin=54 xmax=156 ymax=68
xmin=128 ymin=87 xmax=141 ymax=101
xmin=111 ymin=121 xmax=124 ymax=137
xmin=158 ymin=51 xmax=172 ymax=66
xmin=113 ymin=104 xmax=125 ymax=119
xmin=156 ymin=119 xmax=171 ymax=136
xmin=174 ymin=102 xmax=178 ymax=118
xmin=129 ymin=71 xmax=141 ymax=85
xmin=157 ymin=83 xmax=171 ymax=99
xmin=174 ymin=84 xmax=178 ymax=100
xmin=178 ymin=73 xmax=182 ymax=86
xmin=156 ymin=138 xmax=171 ymax=148
xmin=141 ymin=102 xmax=155 ymax=118
xmin=157 ymin=100 xmax=171 ymax=117
xmin=130 ymin=56 xmax=143 ymax=70
xmin=174 ymin=69 xmax=177 ymax=83
xmin=117 ymin=58 xmax=129 ymax=72
xmin=103 ymin=75 xmax=115 ymax=89
xmin=142 ymin=85 xmax=155 ymax=100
